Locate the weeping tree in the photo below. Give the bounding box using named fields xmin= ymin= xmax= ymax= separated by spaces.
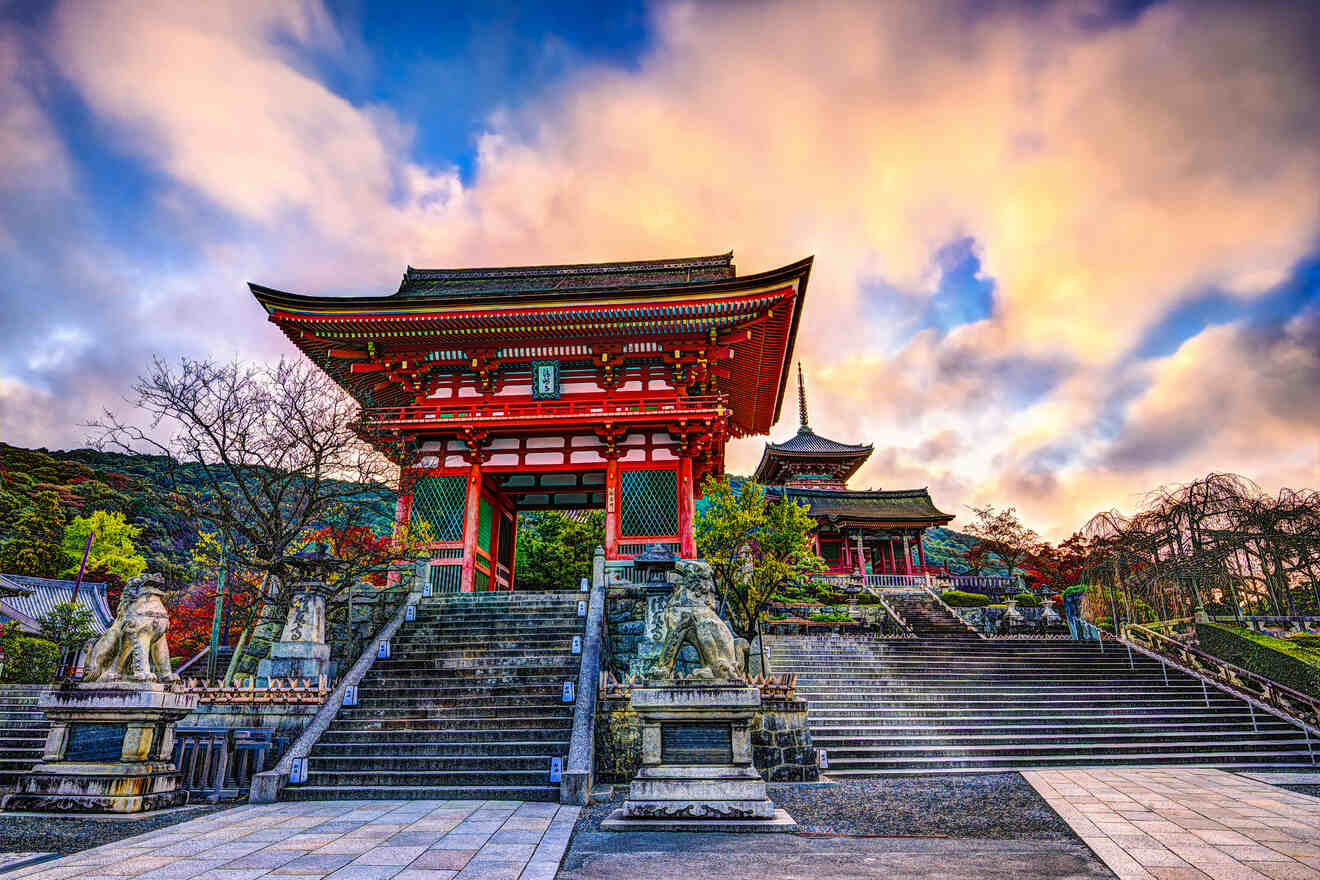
xmin=1077 ymin=474 xmax=1320 ymax=631
xmin=90 ymin=356 xmax=401 ymax=673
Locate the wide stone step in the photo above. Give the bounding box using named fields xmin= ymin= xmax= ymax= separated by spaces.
xmin=303 ymin=768 xmax=557 ymax=787
xmin=329 ymin=716 xmax=573 ymax=732
xmin=308 ymin=753 xmax=563 ymax=771
xmin=311 ymin=740 xmax=569 ymax=757
xmin=317 ymin=727 xmax=571 ymax=744
xmin=817 ymin=735 xmax=1314 ymax=758
xmin=283 ymin=784 xmax=561 ymax=802
xmin=811 ymin=719 xmax=1297 ymax=737
xmin=823 ymin=749 xmax=1318 ymax=773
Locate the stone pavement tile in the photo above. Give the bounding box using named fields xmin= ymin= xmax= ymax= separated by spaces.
xmin=487 ymin=830 xmax=543 ymax=847
xmin=468 ymin=844 xmax=534 ymax=863
xmin=134 ymin=857 xmax=229 ymax=880
xmin=153 ymin=839 xmax=234 ymax=858
xmin=1129 ymin=849 xmax=1192 ymax=868
xmin=1253 ymin=831 xmax=1309 ymax=843
xmin=1268 ymin=845 xmax=1320 ymax=860
xmin=272 ymin=853 xmax=360 ymax=874
xmin=273 ymin=836 xmax=346 ymax=851
xmin=407 ymin=821 xmax=462 ymax=834
xmin=1253 ymin=863 xmax=1320 ymax=880
xmin=431 ymin=834 xmax=493 ymax=852
xmin=241 ymin=829 xmax=295 ymax=842
xmin=226 ymin=848 xmax=305 ymax=869
xmin=1192 ymin=830 xmax=1265 ymax=847
xmin=352 ymin=847 xmax=428 ymax=866
xmin=92 ymin=856 xmax=176 ymax=875
xmin=382 ymin=833 xmax=439 ymax=847
xmin=453 ymin=861 xmax=523 ymax=880
xmin=208 ymin=871 xmax=271 ymax=880
xmin=1147 ymin=869 xmax=1212 ymax=880
xmin=1081 ymin=836 xmax=1156 ymax=880
xmin=498 ymin=818 xmax=550 ymax=833
xmin=325 ymin=865 xmax=406 ymax=880
xmin=1180 ymin=819 xmax=1235 ymax=832
xmin=392 ymin=871 xmax=457 ymax=880
xmin=516 ymin=861 xmax=559 ymax=880
xmin=307 ymin=822 xmax=367 ymax=835
xmin=411 ymin=850 xmax=475 ymax=871
xmin=317 ymin=839 xmax=379 ymax=855
xmin=1221 ymin=846 xmax=1308 ymax=863
xmin=1194 ymin=864 xmax=1271 ymax=880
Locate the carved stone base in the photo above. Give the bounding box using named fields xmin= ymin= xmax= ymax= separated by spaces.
xmin=607 ymin=681 xmax=795 ymax=833
xmin=3 ymin=761 xmax=187 ymax=813
xmin=3 ymin=684 xmax=196 ymax=814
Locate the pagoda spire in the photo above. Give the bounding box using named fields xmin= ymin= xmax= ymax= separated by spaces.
xmin=797 ymin=362 xmax=809 ymax=429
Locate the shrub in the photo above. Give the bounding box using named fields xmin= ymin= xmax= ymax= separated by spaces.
xmin=1288 ymin=634 xmax=1320 ymax=653
xmin=0 ymin=624 xmax=59 ymax=683
xmin=1062 ymin=585 xmax=1087 ymax=598
xmin=942 ymin=590 xmax=991 ymax=608
xmin=1197 ymin=623 xmax=1320 ymax=699
xmin=985 ymin=603 xmax=1008 ymax=611
xmin=1012 ymin=592 xmax=1042 ymax=608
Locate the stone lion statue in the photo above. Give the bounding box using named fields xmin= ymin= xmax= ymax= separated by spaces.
xmin=656 ymin=560 xmax=749 ymax=680
xmin=82 ymin=572 xmax=178 ymax=684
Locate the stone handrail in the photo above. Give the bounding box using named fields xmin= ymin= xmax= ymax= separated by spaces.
xmin=1124 ymin=622 xmax=1320 ymax=738
xmin=860 ymin=585 xmax=916 ymax=637
xmin=561 ymin=548 xmax=606 ymax=805
xmin=249 ymin=585 xmax=419 ymax=803
xmin=921 ymin=582 xmax=987 ymax=640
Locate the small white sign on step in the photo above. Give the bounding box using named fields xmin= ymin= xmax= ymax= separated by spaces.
xmin=343 ymin=685 xmax=358 ymax=706
xmin=562 ymin=680 xmax=575 ymax=702
xmin=289 ymin=757 xmax=308 ymax=784
xmin=571 ymin=635 xmax=582 ymax=655
xmin=577 ymin=600 xmax=587 ymax=616
xmin=549 ymin=756 xmax=563 ymax=782
xmin=817 ymin=748 xmax=829 ymax=769
xmin=422 ymin=581 xmax=433 ymax=598
xmin=377 ymin=640 xmax=391 ymax=659
xmin=580 ymin=577 xmax=589 ymax=592
xmin=406 ymin=604 xmax=417 ymax=622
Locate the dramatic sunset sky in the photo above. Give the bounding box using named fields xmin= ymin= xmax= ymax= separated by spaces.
xmin=1 ymin=0 xmax=1317 ymax=540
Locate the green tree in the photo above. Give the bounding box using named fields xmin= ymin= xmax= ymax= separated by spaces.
xmin=0 ymin=490 xmax=73 ymax=577
xmin=695 ymin=477 xmax=824 ymax=642
xmin=60 ymin=510 xmax=148 ymax=581
xmin=38 ymin=601 xmax=98 ymax=677
xmin=514 ymin=511 xmax=604 ymax=590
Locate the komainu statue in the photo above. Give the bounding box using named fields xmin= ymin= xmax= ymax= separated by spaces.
xmin=656 ymin=560 xmax=749 ymax=680
xmin=82 ymin=573 xmax=178 ymax=684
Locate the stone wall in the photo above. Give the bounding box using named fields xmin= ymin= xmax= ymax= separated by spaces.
xmin=594 ymin=695 xmax=819 ymax=784
xmin=182 ymin=701 xmax=319 ymax=743
xmin=751 ymin=698 xmax=819 ymax=782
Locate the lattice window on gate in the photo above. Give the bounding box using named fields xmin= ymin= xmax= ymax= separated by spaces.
xmin=477 ymin=498 xmax=494 ymax=553
xmin=619 ymin=468 xmax=678 ymax=538
xmin=409 ymin=476 xmax=466 ymax=542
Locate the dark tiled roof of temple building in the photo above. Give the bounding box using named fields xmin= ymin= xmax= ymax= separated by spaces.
xmin=395 ymin=253 xmax=736 ymax=298
xmin=0 ymin=573 xmax=116 ymax=634
xmin=774 ymin=487 xmax=953 ymax=525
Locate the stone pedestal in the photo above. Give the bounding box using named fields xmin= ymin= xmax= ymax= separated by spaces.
xmin=257 ymin=582 xmax=335 ymax=682
xmin=4 ymin=684 xmax=198 ymax=813
xmin=602 ymin=681 xmax=796 ymax=832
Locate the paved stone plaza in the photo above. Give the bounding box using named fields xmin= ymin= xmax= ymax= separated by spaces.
xmin=1026 ymin=768 xmax=1320 ymax=880
xmin=1 ymin=801 xmax=578 ymax=880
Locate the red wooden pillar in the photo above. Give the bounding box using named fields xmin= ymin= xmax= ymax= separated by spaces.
xmin=677 ymin=456 xmax=696 ymax=558
xmin=604 ymin=457 xmax=620 ymax=560
xmin=917 ymin=531 xmax=927 ymax=571
xmin=460 ymin=461 xmax=482 ymax=592
xmin=901 ymin=534 xmax=912 ymax=575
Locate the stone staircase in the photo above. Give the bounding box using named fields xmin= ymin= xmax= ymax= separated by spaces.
xmin=285 ymin=591 xmax=584 ymax=801
xmin=0 ymin=686 xmax=50 ymax=791
xmin=883 ymin=591 xmax=974 ymax=637
xmin=768 ymin=634 xmax=1318 ymax=774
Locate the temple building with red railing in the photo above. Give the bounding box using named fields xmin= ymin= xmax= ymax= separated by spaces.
xmin=753 ymin=366 xmax=954 ymax=576
xmin=251 ymin=252 xmax=811 ymax=592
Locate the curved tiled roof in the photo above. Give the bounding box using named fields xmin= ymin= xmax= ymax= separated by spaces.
xmin=778 ymin=487 xmax=954 ymax=526
xmin=397 ymin=253 xmax=736 ymax=298
xmin=765 ymin=426 xmax=873 ymax=455
xmin=0 ymin=574 xmax=116 ymax=635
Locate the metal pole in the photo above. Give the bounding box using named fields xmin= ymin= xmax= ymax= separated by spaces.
xmin=1201 ymin=678 xmax=1209 ymax=708
xmin=206 ymin=532 xmax=228 ymax=683
xmin=70 ymin=530 xmax=95 ymax=604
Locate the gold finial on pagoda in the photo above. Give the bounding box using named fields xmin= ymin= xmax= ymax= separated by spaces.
xmin=797 ymin=362 xmax=809 ymax=429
